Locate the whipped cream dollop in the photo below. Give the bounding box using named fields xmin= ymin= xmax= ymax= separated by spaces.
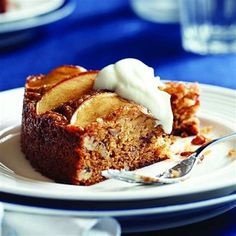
xmin=93 ymin=58 xmax=173 ymax=134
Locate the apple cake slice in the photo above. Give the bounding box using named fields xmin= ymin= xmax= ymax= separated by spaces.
xmin=21 ymin=62 xmax=200 ymax=185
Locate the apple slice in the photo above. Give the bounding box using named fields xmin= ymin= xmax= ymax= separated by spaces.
xmin=70 ymin=92 xmax=131 ymax=128
xmin=27 ymin=65 xmax=87 ymax=90
xmin=36 ymin=71 xmax=98 ymax=115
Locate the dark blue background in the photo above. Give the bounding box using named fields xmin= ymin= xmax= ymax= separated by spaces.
xmin=0 ymin=0 xmax=236 ymax=91
xmin=0 ymin=0 xmax=235 ymax=235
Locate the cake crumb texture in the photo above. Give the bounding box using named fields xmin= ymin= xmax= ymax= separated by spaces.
xmin=21 ymin=72 xmax=200 ymax=185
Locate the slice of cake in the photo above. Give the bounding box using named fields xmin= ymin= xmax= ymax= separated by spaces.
xmin=21 ymin=59 xmax=200 ymax=185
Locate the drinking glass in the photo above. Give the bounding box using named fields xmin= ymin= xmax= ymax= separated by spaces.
xmin=179 ymin=0 xmax=236 ymax=54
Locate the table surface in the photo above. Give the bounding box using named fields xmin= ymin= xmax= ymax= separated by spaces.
xmin=0 ymin=0 xmax=235 ymax=235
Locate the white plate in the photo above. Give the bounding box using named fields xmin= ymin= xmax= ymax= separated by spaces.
xmin=0 ymin=0 xmax=64 ymax=24
xmin=0 ymin=84 xmax=236 ymax=232
xmin=0 ymin=85 xmax=236 ymax=202
xmin=0 ymin=0 xmax=76 ymax=34
xmin=3 ymin=193 xmax=236 ymax=232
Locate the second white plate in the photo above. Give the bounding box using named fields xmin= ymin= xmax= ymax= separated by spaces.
xmin=0 ymin=0 xmax=64 ymax=24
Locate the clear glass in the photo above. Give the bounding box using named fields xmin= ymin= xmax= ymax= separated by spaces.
xmin=179 ymin=0 xmax=236 ymax=54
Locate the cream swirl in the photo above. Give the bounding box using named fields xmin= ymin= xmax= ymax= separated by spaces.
xmin=93 ymin=58 xmax=173 ymax=133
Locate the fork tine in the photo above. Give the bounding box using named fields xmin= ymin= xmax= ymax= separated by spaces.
xmin=157 ymin=153 xmax=197 ymax=178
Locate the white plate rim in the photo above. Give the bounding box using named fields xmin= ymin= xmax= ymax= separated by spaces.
xmin=0 ymin=0 xmax=64 ymax=24
xmin=0 ymin=84 xmax=236 ymax=202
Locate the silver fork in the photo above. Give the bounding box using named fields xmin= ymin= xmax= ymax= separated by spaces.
xmin=102 ymin=132 xmax=236 ymax=185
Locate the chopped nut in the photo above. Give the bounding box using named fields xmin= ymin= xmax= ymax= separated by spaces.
xmin=170 ymin=169 xmax=181 ymax=178
xmin=96 ymin=118 xmax=103 ymax=123
xmin=202 ymin=149 xmax=212 ymax=156
xmin=197 ymin=150 xmax=211 ymax=164
xmin=123 ymin=162 xmax=130 ymax=170
xmin=227 ymin=149 xmax=236 ymax=158
xmin=78 ymin=168 xmax=92 ymax=180
xmin=170 ymin=135 xmax=178 ymax=143
xmin=197 ymin=154 xmax=205 ymax=164
xmin=138 ymin=175 xmax=157 ymax=183
xmin=183 ymin=97 xmax=196 ymax=107
xmin=99 ymin=142 xmax=108 ymax=158
xmin=200 ymin=126 xmax=213 ymax=135
xmin=84 ymin=136 xmax=97 ymax=151
xmin=108 ymin=128 xmax=119 ymax=136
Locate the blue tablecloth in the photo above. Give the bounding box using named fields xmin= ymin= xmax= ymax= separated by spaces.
xmin=0 ymin=0 xmax=235 ymax=235
xmin=0 ymin=0 xmax=236 ymax=91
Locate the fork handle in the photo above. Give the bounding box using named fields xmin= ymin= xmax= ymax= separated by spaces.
xmin=196 ymin=132 xmax=236 ymax=155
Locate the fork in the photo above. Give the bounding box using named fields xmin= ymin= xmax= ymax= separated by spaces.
xmin=102 ymin=132 xmax=236 ymax=185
